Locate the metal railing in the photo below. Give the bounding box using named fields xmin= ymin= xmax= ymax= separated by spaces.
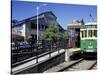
xmin=11 ymin=40 xmax=68 ymax=67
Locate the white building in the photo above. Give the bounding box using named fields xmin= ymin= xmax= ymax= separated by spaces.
xmin=12 ymin=11 xmax=64 ymax=41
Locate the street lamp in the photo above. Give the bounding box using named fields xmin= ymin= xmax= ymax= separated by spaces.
xmin=36 ymin=4 xmax=47 ymax=43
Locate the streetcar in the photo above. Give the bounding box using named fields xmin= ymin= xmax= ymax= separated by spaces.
xmin=80 ymin=22 xmax=97 ymax=58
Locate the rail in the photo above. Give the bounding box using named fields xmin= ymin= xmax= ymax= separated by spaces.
xmin=60 ymin=59 xmax=97 ymax=71
xmin=11 ymin=40 xmax=68 ymax=67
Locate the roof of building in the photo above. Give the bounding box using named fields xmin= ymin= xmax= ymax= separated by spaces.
xmin=67 ymin=20 xmax=82 ymax=29
xmin=12 ymin=11 xmax=57 ymax=27
xmin=85 ymin=22 xmax=97 ymax=25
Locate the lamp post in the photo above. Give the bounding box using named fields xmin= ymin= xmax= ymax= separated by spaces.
xmin=36 ymin=4 xmax=47 ymax=43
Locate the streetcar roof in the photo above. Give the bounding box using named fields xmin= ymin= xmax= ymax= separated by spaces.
xmin=85 ymin=22 xmax=97 ymax=26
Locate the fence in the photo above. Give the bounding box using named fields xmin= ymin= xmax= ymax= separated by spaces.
xmin=11 ymin=40 xmax=68 ymax=67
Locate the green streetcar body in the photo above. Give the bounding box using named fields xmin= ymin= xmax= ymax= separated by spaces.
xmin=80 ymin=22 xmax=97 ymax=53
xmin=81 ymin=39 xmax=97 ymax=53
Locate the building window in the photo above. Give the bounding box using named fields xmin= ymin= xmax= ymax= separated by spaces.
xmin=39 ymin=25 xmax=45 ymax=31
xmin=39 ymin=25 xmax=42 ymax=30
xmin=31 ymin=22 xmax=37 ymax=29
xmin=31 ymin=35 xmax=37 ymax=40
xmin=43 ymin=25 xmax=46 ymax=30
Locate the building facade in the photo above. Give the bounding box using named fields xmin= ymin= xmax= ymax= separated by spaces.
xmin=12 ymin=11 xmax=64 ymax=42
xmin=67 ymin=20 xmax=84 ymax=48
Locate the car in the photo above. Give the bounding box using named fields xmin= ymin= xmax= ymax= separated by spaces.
xmin=52 ymin=42 xmax=59 ymax=48
xmin=18 ymin=41 xmax=32 ymax=49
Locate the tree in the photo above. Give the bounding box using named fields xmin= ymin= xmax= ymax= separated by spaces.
xmin=43 ymin=22 xmax=68 ymax=41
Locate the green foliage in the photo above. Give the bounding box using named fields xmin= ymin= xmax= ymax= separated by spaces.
xmin=43 ymin=22 xmax=68 ymax=41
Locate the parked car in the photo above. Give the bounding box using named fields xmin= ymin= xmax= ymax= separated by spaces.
xmin=52 ymin=42 xmax=60 ymax=48
xmin=18 ymin=41 xmax=32 ymax=49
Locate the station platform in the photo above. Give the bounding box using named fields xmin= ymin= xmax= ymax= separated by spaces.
xmin=68 ymin=48 xmax=81 ymax=53
xmin=66 ymin=48 xmax=81 ymax=60
xmin=68 ymin=48 xmax=80 ymax=51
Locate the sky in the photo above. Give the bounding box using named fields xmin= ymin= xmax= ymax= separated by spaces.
xmin=12 ymin=0 xmax=97 ymax=29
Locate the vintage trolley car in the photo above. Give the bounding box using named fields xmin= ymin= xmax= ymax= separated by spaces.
xmin=80 ymin=22 xmax=97 ymax=58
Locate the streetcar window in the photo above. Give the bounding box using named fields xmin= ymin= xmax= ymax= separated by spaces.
xmin=94 ymin=30 xmax=97 ymax=37
xmin=80 ymin=31 xmax=82 ymax=38
xmin=84 ymin=30 xmax=87 ymax=37
xmin=88 ymin=30 xmax=92 ymax=37
xmin=81 ymin=31 xmax=84 ymax=38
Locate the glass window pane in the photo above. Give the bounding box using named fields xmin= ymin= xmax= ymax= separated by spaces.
xmin=88 ymin=30 xmax=92 ymax=37
xmin=82 ymin=31 xmax=83 ymax=38
xmin=94 ymin=30 xmax=97 ymax=37
xmin=85 ymin=30 xmax=87 ymax=37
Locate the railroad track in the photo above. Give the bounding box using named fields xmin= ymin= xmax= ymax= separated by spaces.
xmin=60 ymin=59 xmax=97 ymax=71
xmin=91 ymin=64 xmax=97 ymax=70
